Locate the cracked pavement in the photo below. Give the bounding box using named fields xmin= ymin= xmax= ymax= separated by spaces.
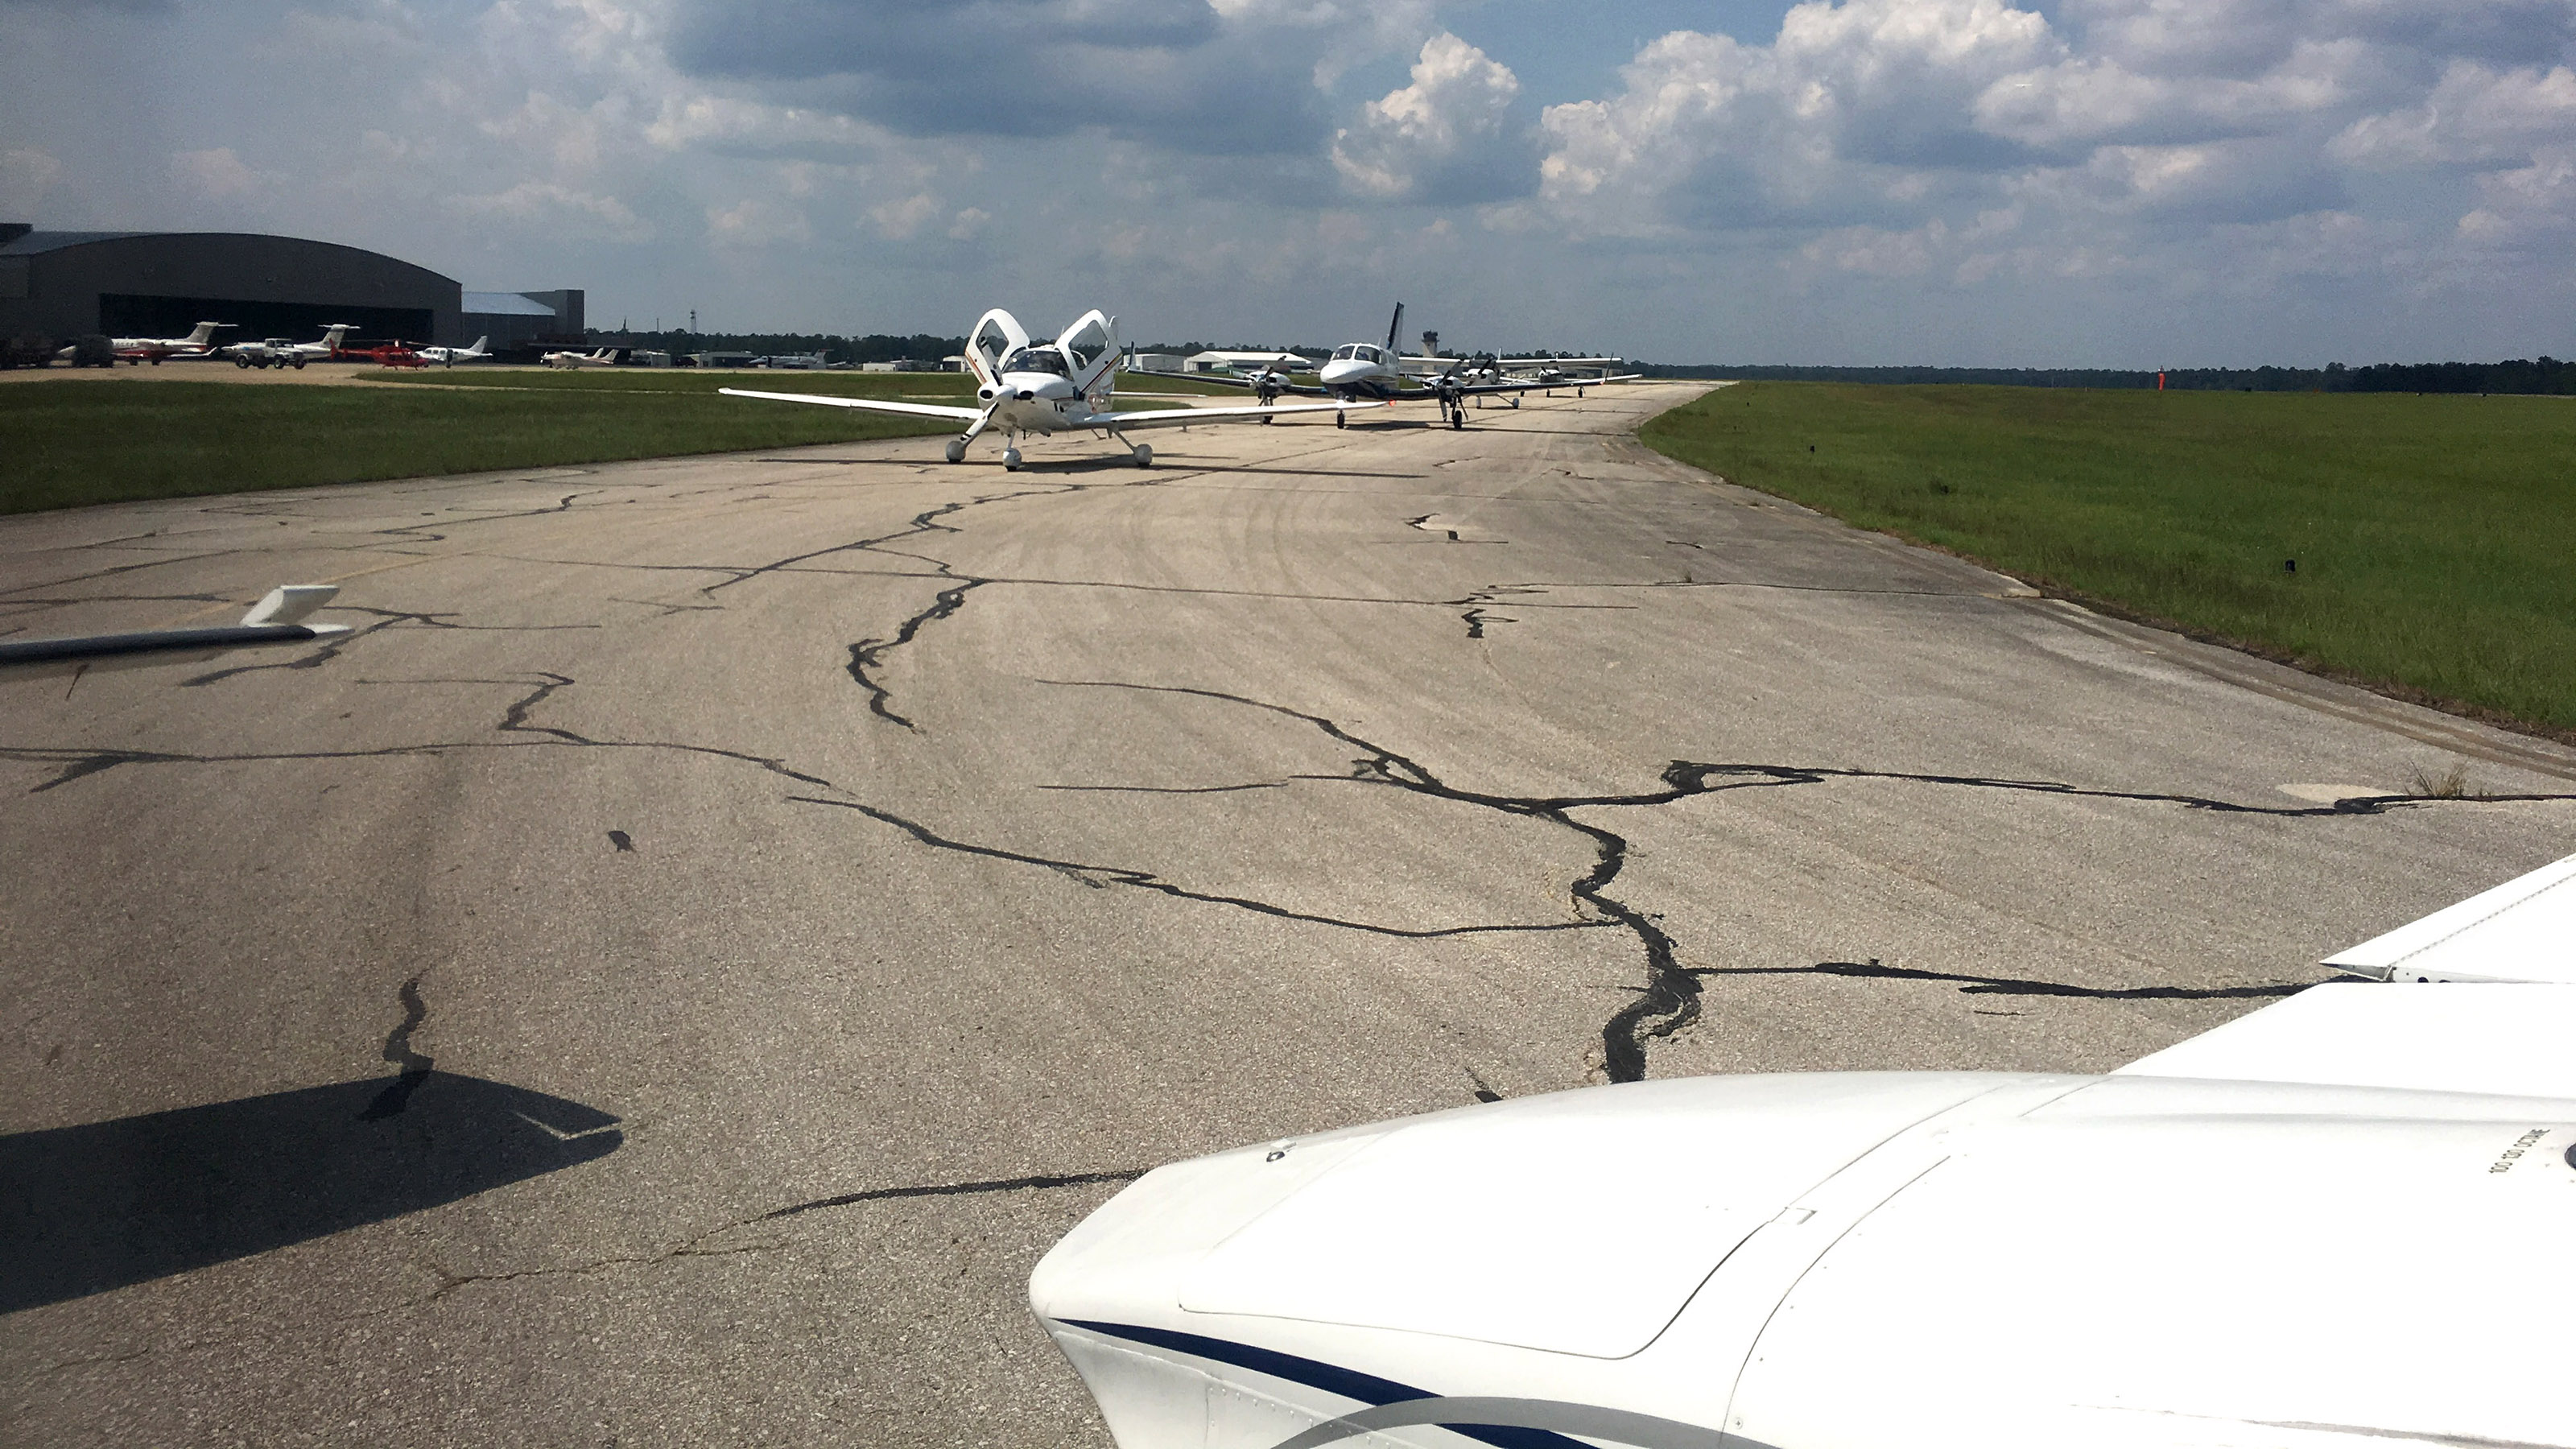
xmin=5 ymin=386 xmax=2574 ymax=1445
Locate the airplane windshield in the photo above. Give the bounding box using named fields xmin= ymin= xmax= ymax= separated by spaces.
xmin=1001 ymin=347 xmax=1068 ymax=376
xmin=1332 ymin=345 xmax=1356 ymax=361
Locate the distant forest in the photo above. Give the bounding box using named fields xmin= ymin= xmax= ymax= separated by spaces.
xmin=590 ymin=329 xmax=2576 ymax=395
xmin=1637 ymin=357 xmax=2576 ymax=394
xmin=591 ymin=329 xmax=966 ymax=363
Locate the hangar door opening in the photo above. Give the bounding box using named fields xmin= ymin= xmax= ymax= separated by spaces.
xmin=101 ymin=294 xmax=435 ymax=346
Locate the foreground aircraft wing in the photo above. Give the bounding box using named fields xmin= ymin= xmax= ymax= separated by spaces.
xmin=716 ymin=387 xmax=985 ymax=423
xmin=1096 ymin=399 xmax=1382 ymax=430
xmin=0 ymin=585 xmax=353 ymax=679
xmin=2117 ymin=848 xmax=2576 ymax=1096
xmin=1029 ymin=847 xmax=2576 ymax=1449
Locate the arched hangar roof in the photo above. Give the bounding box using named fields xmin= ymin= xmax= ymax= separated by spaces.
xmin=1 ymin=229 xmax=461 ymax=308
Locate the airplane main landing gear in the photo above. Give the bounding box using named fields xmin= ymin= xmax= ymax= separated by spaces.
xmin=944 ymin=437 xmax=968 ymax=464
xmin=1129 ymin=442 xmax=1153 ymax=468
xmin=1449 ymin=405 xmax=1465 ymax=430
xmin=1335 ymin=411 xmax=1347 ymax=429
xmin=1002 ymin=445 xmax=1024 ymax=471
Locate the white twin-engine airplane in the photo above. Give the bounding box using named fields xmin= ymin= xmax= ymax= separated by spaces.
xmin=723 ymin=309 xmax=1376 ymax=469
xmin=1034 ymin=848 xmax=2576 ymax=1449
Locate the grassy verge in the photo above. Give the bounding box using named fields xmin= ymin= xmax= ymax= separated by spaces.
xmin=1640 ymin=382 xmax=2576 ymax=736
xmin=0 ymin=378 xmax=957 ymax=514
xmin=368 ymin=365 xmax=1253 ymax=396
xmin=368 ymin=367 xmax=978 ymax=398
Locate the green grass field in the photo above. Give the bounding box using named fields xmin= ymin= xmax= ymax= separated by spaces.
xmin=1641 ymin=383 xmax=2576 ymax=735
xmin=366 ymin=365 xmax=1252 ymax=396
xmin=0 ymin=378 xmax=958 ymax=514
xmin=368 ymin=367 xmax=980 ymax=397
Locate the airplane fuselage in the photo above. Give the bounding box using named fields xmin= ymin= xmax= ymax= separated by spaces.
xmin=977 ymin=369 xmax=1121 ymax=436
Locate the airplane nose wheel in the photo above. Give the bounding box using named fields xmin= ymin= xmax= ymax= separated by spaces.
xmin=1335 ymin=411 xmax=1346 ymax=429
xmin=1002 ymin=445 xmax=1024 ymax=471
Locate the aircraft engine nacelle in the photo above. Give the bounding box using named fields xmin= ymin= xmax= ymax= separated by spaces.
xmin=1032 ymin=1067 xmax=2576 ymax=1449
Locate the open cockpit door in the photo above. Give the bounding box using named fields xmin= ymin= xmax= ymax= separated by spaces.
xmin=1056 ymin=310 xmax=1117 ymax=399
xmin=967 ymin=309 xmax=1030 ymax=390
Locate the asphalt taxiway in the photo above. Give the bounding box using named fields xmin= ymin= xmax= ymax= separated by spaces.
xmin=4 ymin=384 xmax=2571 ymax=1444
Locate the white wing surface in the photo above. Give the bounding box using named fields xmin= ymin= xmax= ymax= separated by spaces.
xmin=2119 ymin=849 xmax=2576 ymax=1096
xmin=1101 ymin=400 xmax=1381 ymax=431
xmin=2116 ymin=981 xmax=2576 ymax=1098
xmin=716 ymin=387 xmax=985 ymax=422
xmin=2322 ymin=850 xmax=2576 ymax=982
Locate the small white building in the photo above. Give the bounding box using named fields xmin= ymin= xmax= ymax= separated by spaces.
xmin=1125 ymin=353 xmax=1185 ymax=374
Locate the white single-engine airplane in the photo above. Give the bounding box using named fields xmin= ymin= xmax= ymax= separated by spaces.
xmin=542 ymin=345 xmax=620 ymax=369
xmin=724 ymin=308 xmax=1377 ymax=469
xmin=1034 ymin=848 xmax=2576 ymax=1449
xmin=413 ymin=335 xmax=490 ymax=366
xmin=1205 ymin=305 xmax=1636 ymax=428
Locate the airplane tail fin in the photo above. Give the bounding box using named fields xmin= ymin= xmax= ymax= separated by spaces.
xmin=183 ymin=322 xmax=219 ymax=348
xmin=467 ymin=336 xmax=487 ymax=355
xmin=1385 ymin=302 xmax=1405 ymax=354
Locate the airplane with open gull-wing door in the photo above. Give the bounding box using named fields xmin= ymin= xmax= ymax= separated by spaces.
xmin=724 ymin=308 xmax=1377 ymax=469
xmin=1033 ymin=846 xmax=2576 ymax=1449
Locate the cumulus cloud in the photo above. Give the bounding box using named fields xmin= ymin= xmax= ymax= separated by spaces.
xmin=663 ymin=0 xmax=1343 ymax=155
xmin=2334 ymin=60 xmax=2576 ymax=167
xmin=1331 ymin=33 xmax=1531 ymax=203
xmin=456 ymin=180 xmax=654 ymax=242
xmin=169 ymin=146 xmax=273 ymax=200
xmin=1 ymin=147 xmax=63 ymax=211
xmin=708 ymin=196 xmax=814 ymax=247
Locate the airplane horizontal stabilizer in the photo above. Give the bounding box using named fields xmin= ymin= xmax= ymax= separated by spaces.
xmin=717 ymin=387 xmax=984 ymax=423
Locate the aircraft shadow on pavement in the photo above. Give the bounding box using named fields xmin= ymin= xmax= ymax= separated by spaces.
xmin=0 ymin=1071 xmax=621 ymax=1314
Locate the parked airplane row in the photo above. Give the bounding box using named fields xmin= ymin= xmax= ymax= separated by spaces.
xmin=724 ymin=303 xmax=1637 ymax=470
xmin=56 ymin=321 xmax=493 ymax=368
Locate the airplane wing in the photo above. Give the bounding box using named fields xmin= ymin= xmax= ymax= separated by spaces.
xmin=1180 ymin=373 xmax=1331 ymax=398
xmin=0 ymin=585 xmax=353 ymax=679
xmin=2115 ymin=848 xmax=2576 ymax=1097
xmin=717 ymin=387 xmax=985 ymax=423
xmin=1096 ymin=399 xmax=1384 ymax=431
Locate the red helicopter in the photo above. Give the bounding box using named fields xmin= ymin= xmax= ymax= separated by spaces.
xmin=330 ymin=338 xmax=429 ymax=368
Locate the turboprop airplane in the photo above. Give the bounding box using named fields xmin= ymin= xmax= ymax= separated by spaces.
xmin=1202 ymin=305 xmax=1624 ymax=428
xmin=1032 ymin=847 xmax=2576 ymax=1449
xmin=412 ymin=336 xmax=490 ymax=366
xmin=723 ymin=308 xmax=1378 ymax=469
xmin=541 ymin=345 xmax=619 ymax=369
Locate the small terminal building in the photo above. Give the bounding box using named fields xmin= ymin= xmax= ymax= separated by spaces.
xmin=0 ymin=222 xmax=580 ymax=356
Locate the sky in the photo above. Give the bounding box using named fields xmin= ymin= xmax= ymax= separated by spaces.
xmin=4 ymin=0 xmax=2574 ymax=366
